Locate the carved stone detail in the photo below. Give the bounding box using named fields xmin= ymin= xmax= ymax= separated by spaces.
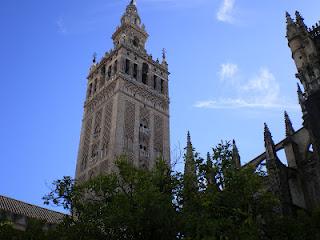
xmin=102 ymin=100 xmax=114 ymax=158
xmin=85 ymin=81 xmax=117 ymax=114
xmin=124 ymin=100 xmax=136 ymax=162
xmin=80 ymin=117 xmax=93 ymax=171
xmin=123 ymin=80 xmax=169 ymax=112
xmin=139 ymin=107 xmax=150 ymax=168
xmin=154 ymin=114 xmax=164 ymax=158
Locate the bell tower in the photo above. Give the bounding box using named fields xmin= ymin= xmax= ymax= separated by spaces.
xmin=75 ymin=0 xmax=170 ymax=182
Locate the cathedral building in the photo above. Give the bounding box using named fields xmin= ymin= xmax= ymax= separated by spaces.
xmin=74 ymin=0 xmax=171 ymax=182
xmin=244 ymin=11 xmax=320 ymax=213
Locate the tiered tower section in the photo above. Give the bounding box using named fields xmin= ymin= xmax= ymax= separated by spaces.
xmin=75 ymin=0 xmax=170 ymax=182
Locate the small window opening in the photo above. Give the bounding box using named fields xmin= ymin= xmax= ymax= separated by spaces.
xmin=142 ymin=63 xmax=149 ymax=84
xmin=93 ymin=79 xmax=97 ymax=93
xmin=133 ymin=64 xmax=138 ymax=79
xmin=161 ymin=79 xmax=164 ymax=93
xmin=125 ymin=59 xmax=130 ymax=74
xmin=101 ymin=66 xmax=106 ymax=77
xmin=153 ymin=75 xmax=157 ymax=90
xmin=108 ymin=66 xmax=111 ymax=78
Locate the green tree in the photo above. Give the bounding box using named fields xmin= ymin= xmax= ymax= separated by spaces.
xmin=44 ymin=156 xmax=180 ymax=240
xmin=43 ymin=141 xmax=320 ymax=240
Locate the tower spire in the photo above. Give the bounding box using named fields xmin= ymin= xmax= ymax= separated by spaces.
xmin=284 ymin=111 xmax=295 ymax=137
xmin=130 ymin=0 xmax=136 ymax=5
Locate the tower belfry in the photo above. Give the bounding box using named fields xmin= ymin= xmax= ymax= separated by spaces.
xmin=75 ymin=0 xmax=170 ymax=182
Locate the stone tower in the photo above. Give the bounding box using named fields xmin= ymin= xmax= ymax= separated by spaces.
xmin=75 ymin=0 xmax=170 ymax=182
xmin=286 ymin=11 xmax=320 ymax=160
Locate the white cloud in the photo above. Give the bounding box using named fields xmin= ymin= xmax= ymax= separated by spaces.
xmin=195 ymin=67 xmax=299 ymax=110
xmin=138 ymin=0 xmax=209 ymax=8
xmin=219 ymin=63 xmax=239 ymax=81
xmin=56 ymin=18 xmax=67 ymax=34
xmin=217 ymin=0 xmax=235 ymax=23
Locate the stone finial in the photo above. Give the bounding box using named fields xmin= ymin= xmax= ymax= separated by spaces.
xmin=297 ymin=83 xmax=307 ymax=113
xmin=184 ymin=131 xmax=197 ymax=192
xmin=264 ymin=123 xmax=277 ymax=160
xmin=295 ymin=11 xmax=306 ymax=27
xmin=284 ymin=111 xmax=295 ymax=137
xmin=130 ymin=0 xmax=137 ymax=5
xmin=162 ymin=48 xmax=167 ymax=60
xmin=286 ymin=12 xmax=294 ymax=25
xmin=92 ymin=52 xmax=97 ymax=64
xmin=264 ymin=123 xmax=275 ymax=147
xmin=206 ymin=152 xmax=212 ymax=166
xmin=187 ymin=131 xmax=191 ymax=146
xmin=232 ymin=140 xmax=241 ymax=169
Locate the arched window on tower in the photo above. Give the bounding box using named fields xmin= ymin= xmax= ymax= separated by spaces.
xmin=100 ymin=66 xmax=106 ymax=88
xmin=125 ymin=59 xmax=130 ymax=74
xmin=153 ymin=75 xmax=157 ymax=90
xmin=161 ymin=79 xmax=164 ymax=93
xmin=107 ymin=66 xmax=112 ymax=79
xmin=133 ymin=63 xmax=138 ymax=79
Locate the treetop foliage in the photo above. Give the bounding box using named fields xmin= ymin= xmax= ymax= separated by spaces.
xmin=2 ymin=141 xmax=320 ymax=239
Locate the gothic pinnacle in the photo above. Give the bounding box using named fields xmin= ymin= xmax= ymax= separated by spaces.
xmin=264 ymin=123 xmax=275 ymax=146
xmin=286 ymin=11 xmax=294 ymax=25
xmin=206 ymin=152 xmax=212 ymax=168
xmin=162 ymin=48 xmax=166 ymax=60
xmin=184 ymin=131 xmax=197 ymax=191
xmin=284 ymin=111 xmax=295 ymax=137
xmin=92 ymin=52 xmax=97 ymax=64
xmin=295 ymin=11 xmax=303 ymax=20
xmin=187 ymin=131 xmax=191 ymax=144
xmin=264 ymin=123 xmax=277 ymax=160
xmin=295 ymin=11 xmax=306 ymax=27
xmin=232 ymin=140 xmax=241 ymax=169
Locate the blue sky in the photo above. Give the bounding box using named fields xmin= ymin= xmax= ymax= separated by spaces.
xmin=0 ymin=0 xmax=319 ymax=211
